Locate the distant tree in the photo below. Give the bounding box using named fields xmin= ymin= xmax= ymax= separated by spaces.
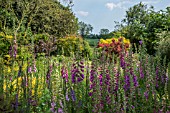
xmin=78 ymin=21 xmax=93 ymax=36
xmin=99 ymin=29 xmax=109 ymax=35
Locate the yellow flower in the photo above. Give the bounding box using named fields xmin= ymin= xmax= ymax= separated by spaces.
xmin=113 ymin=38 xmax=118 ymax=42
xmin=80 ymin=46 xmax=84 ymax=51
xmin=7 ymin=67 xmax=11 ymax=73
xmin=3 ymin=66 xmax=11 ymax=73
xmin=4 ymin=55 xmax=10 ymax=58
xmin=6 ymin=35 xmax=13 ymax=39
xmin=14 ymin=66 xmax=19 ymax=71
xmin=4 ymin=76 xmax=44 ymax=97
xmin=22 ymin=63 xmax=27 ymax=71
xmin=100 ymin=39 xmax=108 ymax=44
xmin=123 ymin=38 xmax=130 ymax=44
xmin=0 ymin=32 xmax=5 ymax=37
xmin=106 ymin=39 xmax=112 ymax=44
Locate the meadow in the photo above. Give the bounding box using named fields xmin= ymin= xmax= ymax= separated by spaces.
xmin=85 ymin=38 xmax=99 ymax=47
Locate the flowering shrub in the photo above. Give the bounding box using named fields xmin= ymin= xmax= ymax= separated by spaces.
xmin=97 ymin=37 xmax=130 ymax=55
xmin=55 ymin=35 xmax=92 ymax=58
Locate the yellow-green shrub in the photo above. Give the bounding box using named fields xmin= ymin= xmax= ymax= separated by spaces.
xmin=55 ymin=35 xmax=92 ymax=57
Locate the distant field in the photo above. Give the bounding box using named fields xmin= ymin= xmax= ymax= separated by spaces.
xmin=85 ymin=38 xmax=99 ymax=47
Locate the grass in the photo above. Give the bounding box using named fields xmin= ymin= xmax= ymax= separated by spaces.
xmin=84 ymin=38 xmax=99 ymax=47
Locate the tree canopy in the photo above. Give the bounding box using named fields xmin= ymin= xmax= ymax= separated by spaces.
xmin=0 ymin=0 xmax=78 ymax=38
xmin=115 ymin=2 xmax=170 ymax=54
xmin=0 ymin=0 xmax=78 ymax=56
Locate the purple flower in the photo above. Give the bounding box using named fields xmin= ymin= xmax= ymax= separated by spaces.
xmin=106 ymin=95 xmax=111 ymax=104
xmin=99 ymin=74 xmax=103 ymax=86
xmin=28 ymin=67 xmax=32 ymax=73
xmin=130 ymin=68 xmax=138 ymax=87
xmin=89 ymin=92 xmax=93 ymax=96
xmin=71 ymin=89 xmax=76 ymax=101
xmin=61 ymin=66 xmax=68 ymax=82
xmin=144 ymin=91 xmax=149 ymax=100
xmin=58 ymin=108 xmax=63 ymax=113
xmin=77 ymin=74 xmax=84 ymax=82
xmin=90 ymin=70 xmax=95 ymax=82
xmin=33 ymin=64 xmax=37 ymax=72
xmin=9 ymin=46 xmax=12 ymax=57
xmin=71 ymin=62 xmax=85 ymax=83
xmin=123 ymin=74 xmax=130 ymax=91
xmin=105 ymin=72 xmax=110 ymax=85
xmin=139 ymin=40 xmax=143 ymax=45
xmin=59 ymin=100 xmax=63 ymax=108
xmin=12 ymin=94 xmax=19 ymax=109
xmin=120 ymin=54 xmax=125 ymax=69
xmin=114 ymin=71 xmax=119 ymax=92
xmin=133 ymin=75 xmax=138 ymax=87
xmin=18 ymin=66 xmax=22 ymax=77
xmin=66 ymin=91 xmax=70 ymax=101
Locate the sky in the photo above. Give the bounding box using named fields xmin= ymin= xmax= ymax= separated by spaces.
xmin=62 ymin=0 xmax=170 ymax=34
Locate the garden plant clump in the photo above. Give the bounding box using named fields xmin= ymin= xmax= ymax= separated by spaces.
xmin=0 ymin=35 xmax=170 ymax=113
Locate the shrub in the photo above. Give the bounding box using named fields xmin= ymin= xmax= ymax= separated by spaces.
xmin=97 ymin=37 xmax=130 ymax=56
xmin=0 ymin=32 xmax=13 ymax=55
xmin=157 ymin=37 xmax=170 ymax=65
xmin=55 ymin=35 xmax=92 ymax=58
xmin=34 ymin=33 xmax=56 ymax=56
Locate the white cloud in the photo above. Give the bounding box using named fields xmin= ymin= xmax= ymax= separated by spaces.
xmin=105 ymin=3 xmax=120 ymax=10
xmin=105 ymin=1 xmax=132 ymax=10
xmin=76 ymin=11 xmax=89 ymax=16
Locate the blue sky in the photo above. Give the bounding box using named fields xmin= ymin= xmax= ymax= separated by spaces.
xmin=62 ymin=0 xmax=170 ymax=34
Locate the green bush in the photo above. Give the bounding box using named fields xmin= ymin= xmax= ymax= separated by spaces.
xmin=157 ymin=37 xmax=170 ymax=65
xmin=54 ymin=35 xmax=92 ymax=58
xmin=0 ymin=32 xmax=12 ymax=55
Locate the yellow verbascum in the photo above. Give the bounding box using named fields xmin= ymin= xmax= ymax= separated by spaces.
xmin=3 ymin=76 xmax=44 ymax=97
xmin=6 ymin=35 xmax=13 ymax=39
xmin=0 ymin=32 xmax=13 ymax=39
xmin=3 ymin=66 xmax=11 ymax=73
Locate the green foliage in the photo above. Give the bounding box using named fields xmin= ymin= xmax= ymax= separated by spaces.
xmin=99 ymin=32 xmax=114 ymax=39
xmin=0 ymin=32 xmax=12 ymax=55
xmin=157 ymin=37 xmax=170 ymax=65
xmin=31 ymin=0 xmax=78 ymax=37
xmin=115 ymin=2 xmax=170 ymax=55
xmin=55 ymin=35 xmax=92 ymax=58
xmin=0 ymin=0 xmax=78 ymax=38
xmin=85 ymin=38 xmax=99 ymax=47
